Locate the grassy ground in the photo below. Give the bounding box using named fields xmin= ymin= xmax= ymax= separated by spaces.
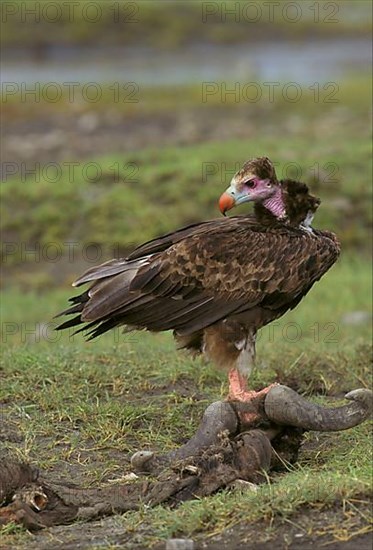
xmin=1 ymin=255 xmax=372 ymax=547
xmin=1 ymin=68 xmax=372 ymax=548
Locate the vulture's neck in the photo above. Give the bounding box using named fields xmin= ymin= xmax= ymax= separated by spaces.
xmin=254 ymin=186 xmax=287 ymax=225
xmin=261 ymin=186 xmax=286 ymax=220
xmin=254 ymin=180 xmax=320 ymax=228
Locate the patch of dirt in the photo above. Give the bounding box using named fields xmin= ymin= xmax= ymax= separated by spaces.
xmin=2 ymin=106 xmax=262 ymax=172
xmin=124 ymin=376 xmax=209 ymax=404
xmin=6 ymin=500 xmax=372 ymax=549
xmin=0 ymin=407 xmax=24 ymax=444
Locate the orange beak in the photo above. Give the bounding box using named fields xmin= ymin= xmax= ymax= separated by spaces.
xmin=219 ymin=192 xmax=235 ymax=215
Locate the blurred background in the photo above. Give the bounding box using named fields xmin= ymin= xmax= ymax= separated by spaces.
xmin=1 ymin=0 xmax=372 ymax=312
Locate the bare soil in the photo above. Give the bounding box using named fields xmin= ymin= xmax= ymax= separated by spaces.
xmin=4 ymin=502 xmax=372 ymax=549
xmin=2 ymin=106 xmax=262 ymax=172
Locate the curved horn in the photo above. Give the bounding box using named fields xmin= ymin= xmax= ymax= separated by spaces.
xmin=264 ymin=385 xmax=372 ymax=431
xmin=131 ymin=401 xmax=238 ymax=473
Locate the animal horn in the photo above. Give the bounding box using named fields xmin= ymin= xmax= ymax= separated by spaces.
xmin=264 ymin=385 xmax=372 ymax=431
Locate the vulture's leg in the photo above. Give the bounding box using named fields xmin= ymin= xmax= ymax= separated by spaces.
xmin=227 ymin=332 xmax=275 ymax=426
xmin=204 ymin=323 xmax=275 ymax=425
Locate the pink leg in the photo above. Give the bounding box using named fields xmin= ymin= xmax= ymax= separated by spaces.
xmin=228 ymin=368 xmax=276 ymax=426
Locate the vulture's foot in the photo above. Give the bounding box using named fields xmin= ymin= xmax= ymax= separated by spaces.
xmin=228 ymin=368 xmax=277 ymax=427
xmin=228 ymin=386 xmax=277 ymax=427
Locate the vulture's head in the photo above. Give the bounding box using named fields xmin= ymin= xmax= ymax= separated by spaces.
xmin=219 ymin=157 xmax=279 ymax=215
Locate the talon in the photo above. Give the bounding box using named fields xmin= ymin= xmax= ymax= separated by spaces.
xmin=227 ymin=368 xmax=276 ymax=426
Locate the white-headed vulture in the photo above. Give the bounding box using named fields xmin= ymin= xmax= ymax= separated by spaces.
xmin=56 ymin=157 xmax=340 ymax=422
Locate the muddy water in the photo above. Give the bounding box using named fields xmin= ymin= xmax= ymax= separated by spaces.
xmin=2 ymin=39 xmax=371 ymax=85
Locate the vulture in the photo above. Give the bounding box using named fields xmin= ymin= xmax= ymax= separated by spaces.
xmin=56 ymin=157 xmax=340 ymax=423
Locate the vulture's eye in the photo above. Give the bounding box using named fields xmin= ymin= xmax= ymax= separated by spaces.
xmin=245 ymin=180 xmax=256 ymax=189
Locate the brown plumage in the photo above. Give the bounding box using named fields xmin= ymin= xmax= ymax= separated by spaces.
xmin=56 ymin=157 xmax=340 ymax=414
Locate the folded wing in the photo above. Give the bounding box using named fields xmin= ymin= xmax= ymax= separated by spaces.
xmin=56 ymin=217 xmax=339 ymax=339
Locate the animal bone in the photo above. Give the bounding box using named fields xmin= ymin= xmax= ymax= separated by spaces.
xmin=131 ymin=385 xmax=372 ymax=473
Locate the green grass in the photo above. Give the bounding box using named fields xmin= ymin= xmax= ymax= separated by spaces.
xmin=1 ymin=256 xmax=372 ymax=545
